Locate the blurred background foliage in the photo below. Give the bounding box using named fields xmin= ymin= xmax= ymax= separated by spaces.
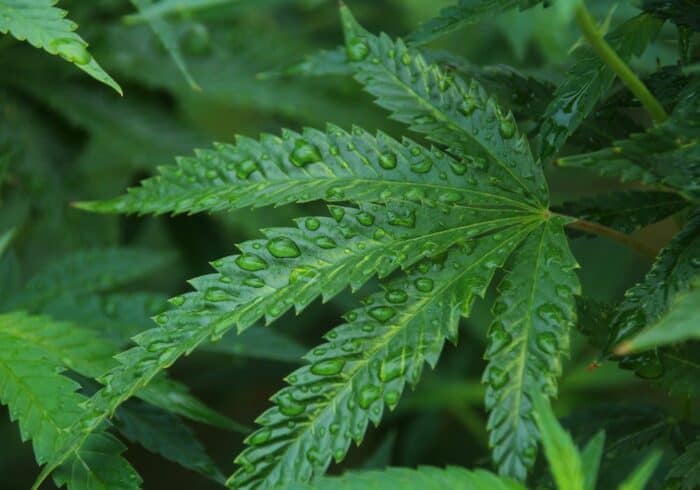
xmin=0 ymin=0 xmax=692 ymax=488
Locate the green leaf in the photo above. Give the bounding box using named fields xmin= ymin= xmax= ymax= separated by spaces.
xmin=407 ymin=0 xmax=545 ymax=46
xmin=555 ymin=191 xmax=688 ymax=235
xmin=0 ymin=309 xmax=244 ymax=433
xmin=129 ymin=0 xmax=199 ymax=89
xmin=580 ymin=431 xmax=606 ymax=490
xmin=617 ymin=281 xmax=700 ymax=353
xmin=667 ymin=436 xmax=700 ymax=490
xmin=37 ymin=202 xmax=537 ymax=488
xmin=606 ymin=212 xmax=700 ymax=351
xmin=532 ymin=395 xmax=585 ymax=490
xmin=637 ymin=0 xmax=700 ymax=31
xmin=484 ymin=217 xmax=581 ymax=480
xmin=557 ymin=80 xmax=700 ymax=199
xmin=0 ymin=0 xmax=121 ymax=93
xmin=201 ymin=327 xmax=308 ymax=364
xmin=282 ymin=466 xmax=526 ymax=490
xmin=618 ymin=450 xmax=663 ymax=490
xmin=76 ymin=125 xmax=537 ymax=216
xmin=4 ymin=247 xmax=174 ymax=311
xmin=228 ymin=225 xmax=537 ymax=489
xmin=340 ymin=5 xmax=548 ymax=208
xmin=0 ymin=312 xmax=140 ymax=489
xmin=115 ymin=400 xmax=223 ymax=482
xmin=535 ymin=13 xmax=663 ymax=160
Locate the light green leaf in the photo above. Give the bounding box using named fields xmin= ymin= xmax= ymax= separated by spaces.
xmin=532 ymin=394 xmax=585 ymax=490
xmin=580 ymin=431 xmax=606 ymax=490
xmin=618 ymin=450 xmax=663 ymax=490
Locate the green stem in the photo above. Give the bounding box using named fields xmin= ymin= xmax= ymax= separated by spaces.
xmin=563 ymin=217 xmax=657 ymax=259
xmin=575 ymin=2 xmax=668 ymax=124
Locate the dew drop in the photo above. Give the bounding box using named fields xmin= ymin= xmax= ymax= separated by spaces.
xmin=50 ymin=38 xmax=91 ymax=65
xmin=384 ymin=390 xmax=400 ymax=409
xmin=314 ymin=236 xmax=337 ymax=249
xmin=499 ymin=119 xmax=516 ymax=139
xmin=439 ymin=190 xmax=461 ymax=203
xmin=400 ymin=52 xmax=412 ymax=65
xmin=170 ymin=295 xmax=185 ymax=307
xmin=244 ymin=277 xmax=266 ymax=288
xmin=236 ymin=159 xmax=258 ymax=179
xmin=385 ymin=289 xmax=408 ymax=304
xmin=487 ymin=322 xmax=512 ymax=356
xmin=346 ymin=37 xmax=370 ymax=61
xmin=410 ymin=159 xmax=433 ymax=174
xmin=289 ymin=266 xmax=317 ymax=283
xmin=379 ymin=360 xmax=405 ymax=382
xmin=267 ymin=237 xmax=301 ymax=258
xmin=248 ymin=428 xmax=272 ymax=446
xmin=205 ymin=288 xmax=229 ymax=302
xmin=459 ymin=97 xmax=477 ymax=116
xmin=236 ymin=254 xmax=268 ymax=271
xmin=304 ymin=217 xmax=320 ymax=231
xmin=290 ymin=140 xmax=321 ymax=167
xmin=330 ymin=207 xmax=346 ymax=222
xmin=536 ymin=332 xmax=558 ymax=354
xmin=358 ymin=385 xmax=380 ymax=409
xmin=277 ymin=393 xmax=305 ymax=417
xmin=311 ymin=358 xmax=345 ymax=376
xmin=356 ymin=211 xmax=375 ymax=226
xmin=368 ymin=306 xmax=396 ymax=323
xmin=488 ymin=366 xmax=509 ymax=388
xmin=379 ymin=151 xmax=397 ymax=169
xmin=333 ymin=449 xmax=344 ymax=463
xmin=414 ymin=277 xmax=434 ymax=292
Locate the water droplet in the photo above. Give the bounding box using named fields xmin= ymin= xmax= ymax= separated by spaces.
xmin=536 ymin=332 xmax=558 ymax=354
xmin=439 ymin=190 xmax=461 ymax=203
xmin=289 ymin=266 xmax=316 ymax=284
xmin=304 ymin=217 xmax=320 ymax=231
xmin=537 ymin=303 xmax=565 ymax=324
xmin=236 ymin=454 xmax=256 ymax=474
xmin=385 ymin=289 xmax=408 ymax=304
xmin=236 ymin=159 xmax=258 ymax=179
xmin=244 ymin=277 xmax=265 ymax=288
xmin=267 ymin=237 xmax=301 ymax=258
xmin=346 ymin=37 xmax=370 ymax=61
xmin=170 ymin=295 xmax=185 ymax=307
xmin=487 ymin=322 xmax=511 ymax=355
xmin=205 ymin=288 xmax=229 ymax=302
xmin=236 ymin=254 xmax=268 ymax=271
xmin=290 ymin=140 xmax=321 ymax=167
xmin=356 ymin=212 xmax=375 ymax=226
xmin=333 ymin=449 xmax=344 ymax=463
xmin=358 ymin=385 xmax=380 ymax=409
xmin=329 ymin=423 xmax=340 ymax=434
xmin=368 ymin=306 xmax=396 ymax=323
xmin=555 ymin=285 xmax=570 ymax=299
xmin=470 ymin=156 xmax=489 ymax=171
xmin=311 ymin=358 xmax=345 ymax=376
xmin=306 ymin=448 xmax=321 ymax=464
xmin=388 ymin=210 xmax=416 ymax=228
xmin=277 ymin=393 xmax=304 ymax=417
xmin=499 ymin=119 xmax=516 ymax=139
xmin=400 ymin=52 xmax=412 ymax=65
xmin=413 ymin=115 xmax=434 ymax=125
xmin=154 ymin=313 xmax=168 ymax=325
xmin=410 ymin=159 xmax=433 ymax=174
xmin=379 ymin=151 xmax=397 ymax=169
xmin=459 ymin=97 xmax=477 ymax=116
xmin=248 ymin=428 xmax=272 ymax=446
xmin=50 ymin=38 xmax=91 ymax=65
xmin=488 ymin=366 xmax=509 ymax=388
xmin=384 ymin=390 xmax=400 ymax=409
xmin=380 ymin=360 xmax=404 ymax=382
xmin=414 ymin=277 xmax=434 ymax=292
xmin=330 ymin=207 xmax=346 ymax=222
xmin=314 ymin=236 xmax=337 ymax=249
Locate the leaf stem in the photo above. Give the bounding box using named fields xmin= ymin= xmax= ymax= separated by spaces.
xmin=563 ymin=216 xmax=657 ymax=259
xmin=574 ymin=2 xmax=668 ymax=124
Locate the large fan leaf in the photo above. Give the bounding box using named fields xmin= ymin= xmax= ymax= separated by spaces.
xmin=228 ymin=221 xmax=538 ymax=489
xmin=0 ymin=0 xmax=121 ymax=93
xmin=484 ymin=217 xmax=580 ymax=480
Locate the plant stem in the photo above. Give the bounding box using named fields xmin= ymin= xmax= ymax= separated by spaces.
xmin=564 ymin=217 xmax=658 ymax=259
xmin=575 ymin=2 xmax=668 ymax=124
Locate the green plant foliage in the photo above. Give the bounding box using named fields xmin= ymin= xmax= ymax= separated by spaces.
xmin=3 ymin=1 xmax=700 ymax=489
xmin=535 ymin=13 xmax=663 ymax=160
xmin=0 ymin=0 xmax=121 ymax=93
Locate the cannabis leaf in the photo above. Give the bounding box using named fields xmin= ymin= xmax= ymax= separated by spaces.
xmin=557 ymin=79 xmax=700 ymax=199
xmin=667 ymin=435 xmax=700 ymax=490
xmin=407 ymin=0 xmax=545 ymax=46
xmin=0 ymin=0 xmax=121 ymax=93
xmin=0 ymin=312 xmax=141 ymax=489
xmin=284 ymin=466 xmax=525 ymax=490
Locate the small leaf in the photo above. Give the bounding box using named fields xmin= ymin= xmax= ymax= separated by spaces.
xmin=618 ymin=450 xmax=663 ymax=490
